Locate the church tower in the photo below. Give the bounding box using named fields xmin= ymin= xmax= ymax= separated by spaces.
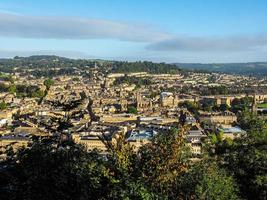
xmin=136 ymin=92 xmax=142 ymax=111
xmin=252 ymin=93 xmax=257 ymax=114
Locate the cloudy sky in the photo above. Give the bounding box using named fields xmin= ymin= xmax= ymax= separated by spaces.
xmin=0 ymin=0 xmax=267 ymax=63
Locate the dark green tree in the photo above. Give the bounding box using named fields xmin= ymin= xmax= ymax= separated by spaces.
xmin=44 ymin=78 xmax=55 ymax=90
xmin=127 ymin=106 xmax=138 ymax=114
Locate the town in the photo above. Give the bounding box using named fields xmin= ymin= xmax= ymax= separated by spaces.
xmin=1 ymin=0 xmax=267 ymax=199
xmin=0 ymin=56 xmax=266 ymax=159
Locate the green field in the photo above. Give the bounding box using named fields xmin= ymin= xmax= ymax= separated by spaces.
xmin=258 ymin=103 xmax=267 ymax=108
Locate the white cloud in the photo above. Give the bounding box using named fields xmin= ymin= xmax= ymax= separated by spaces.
xmin=0 ymin=12 xmax=170 ymax=42
xmin=1 ymin=12 xmax=267 ymax=62
xmin=146 ymin=35 xmax=267 ymax=52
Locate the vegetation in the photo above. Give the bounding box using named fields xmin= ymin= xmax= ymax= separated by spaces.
xmin=0 ymin=128 xmax=249 ymax=200
xmin=231 ymin=97 xmax=253 ymax=113
xmin=0 ymin=73 xmax=14 ymax=83
xmin=0 ymin=83 xmax=45 ymax=99
xmin=201 ymin=85 xmax=230 ymax=95
xmin=203 ymin=111 xmax=267 ymax=200
xmin=0 ymin=94 xmax=266 ymax=200
xmin=0 ymin=56 xmax=186 ymax=78
xmin=1 ymin=56 xmax=267 ymax=78
xmin=113 ymin=75 xmax=152 ymax=87
xmin=179 ymin=101 xmax=200 ymax=118
xmin=176 ymin=62 xmax=267 ymax=77
xmin=258 ymin=103 xmax=267 ymax=108
xmin=44 ymin=78 xmax=55 ymax=89
xmin=127 ymin=106 xmax=138 ymax=114
xmin=111 ymin=61 xmax=181 ymax=74
xmin=0 ymin=102 xmax=7 ymax=110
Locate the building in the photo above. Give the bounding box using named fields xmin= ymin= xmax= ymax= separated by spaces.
xmin=72 ymin=134 xmax=109 ymax=151
xmin=0 ymin=133 xmax=31 ymax=160
xmin=136 ymin=92 xmax=153 ymax=112
xmin=187 ymin=129 xmax=207 ymax=155
xmin=217 ymin=126 xmax=246 ymax=140
xmin=126 ymin=129 xmax=157 ymax=151
xmin=199 ymin=111 xmax=237 ymax=125
xmin=160 ymin=92 xmax=179 ymax=107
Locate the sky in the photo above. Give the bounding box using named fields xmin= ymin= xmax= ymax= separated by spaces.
xmin=0 ymin=0 xmax=267 ymax=63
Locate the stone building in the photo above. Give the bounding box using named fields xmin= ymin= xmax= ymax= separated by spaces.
xmin=160 ymin=92 xmax=179 ymax=107
xmin=136 ymin=92 xmax=153 ymax=112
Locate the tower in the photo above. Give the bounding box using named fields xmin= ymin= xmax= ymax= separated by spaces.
xmin=136 ymin=92 xmax=142 ymax=111
xmin=252 ymin=93 xmax=257 ymax=114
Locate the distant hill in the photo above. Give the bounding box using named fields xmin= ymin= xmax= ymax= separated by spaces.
xmin=0 ymin=55 xmax=185 ymax=78
xmin=0 ymin=55 xmax=266 ymax=77
xmin=175 ymin=62 xmax=267 ymax=77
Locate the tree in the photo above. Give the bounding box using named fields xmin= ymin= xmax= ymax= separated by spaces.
xmin=179 ymin=101 xmax=199 ymax=118
xmin=195 ymin=163 xmax=239 ymax=200
xmin=224 ymin=128 xmax=267 ymax=200
xmin=137 ymin=128 xmax=191 ymax=197
xmin=127 ymin=106 xmax=138 ymax=114
xmin=32 ymin=89 xmax=45 ymax=98
xmin=179 ymin=110 xmax=187 ymax=126
xmin=101 ymin=131 xmax=161 ymax=199
xmin=8 ymin=84 xmax=16 ymax=94
xmin=238 ymin=110 xmax=266 ymax=131
xmin=202 ymin=100 xmax=215 ymax=112
xmin=219 ymin=104 xmax=229 ymax=111
xmin=0 ymin=102 xmax=7 ymax=110
xmin=231 ymin=97 xmax=253 ymax=113
xmin=44 ymin=78 xmax=54 ymax=90
xmin=0 ymin=139 xmax=113 ymax=200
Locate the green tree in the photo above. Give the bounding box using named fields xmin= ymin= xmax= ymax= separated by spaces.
xmin=44 ymin=78 xmax=54 ymax=89
xmin=102 ymin=131 xmax=160 ymax=199
xmin=0 ymin=139 xmax=113 ymax=200
xmin=137 ymin=128 xmax=191 ymax=197
xmin=238 ymin=110 xmax=266 ymax=131
xmin=8 ymin=84 xmax=16 ymax=94
xmin=0 ymin=101 xmax=7 ymax=110
xmin=195 ymin=163 xmax=239 ymax=200
xmin=224 ymin=128 xmax=267 ymax=200
xmin=32 ymin=89 xmax=45 ymax=98
xmin=127 ymin=106 xmax=138 ymax=114
xmin=219 ymin=104 xmax=229 ymax=111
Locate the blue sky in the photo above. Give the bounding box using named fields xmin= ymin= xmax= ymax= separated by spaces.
xmin=0 ymin=0 xmax=267 ymax=62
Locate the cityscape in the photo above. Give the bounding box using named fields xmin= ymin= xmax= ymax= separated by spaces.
xmin=0 ymin=1 xmax=266 ymax=200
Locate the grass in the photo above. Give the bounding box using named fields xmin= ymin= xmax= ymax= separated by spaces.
xmin=258 ymin=103 xmax=267 ymax=108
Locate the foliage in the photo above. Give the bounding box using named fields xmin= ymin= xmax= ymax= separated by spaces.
xmin=223 ymin=128 xmax=267 ymax=200
xmin=0 ymin=56 xmax=184 ymax=78
xmin=113 ymin=75 xmax=152 ymax=87
xmin=258 ymin=103 xmax=267 ymax=108
xmin=175 ymin=62 xmax=267 ymax=77
xmin=2 ymin=126 xmax=260 ymax=200
xmin=44 ymin=78 xmax=55 ymax=89
xmin=127 ymin=106 xmax=138 ymax=114
xmin=231 ymin=97 xmax=253 ymax=113
xmin=179 ymin=101 xmax=199 ymax=118
xmin=0 ymin=139 xmax=113 ymax=200
xmin=0 ymin=101 xmax=7 ymax=110
xmin=208 ymin=113 xmax=267 ymax=200
xmin=111 ymin=61 xmax=181 ymax=74
xmin=0 ymin=83 xmax=45 ymax=98
xmin=219 ymin=103 xmax=230 ymax=111
xmin=194 ymin=162 xmax=239 ymax=200
xmin=201 ymin=85 xmax=230 ymax=96
xmin=0 ymin=73 xmax=14 ymax=83
xmin=238 ymin=110 xmax=266 ymax=131
xmin=201 ymin=99 xmax=216 ymax=112
xmin=137 ymin=128 xmax=191 ymax=197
